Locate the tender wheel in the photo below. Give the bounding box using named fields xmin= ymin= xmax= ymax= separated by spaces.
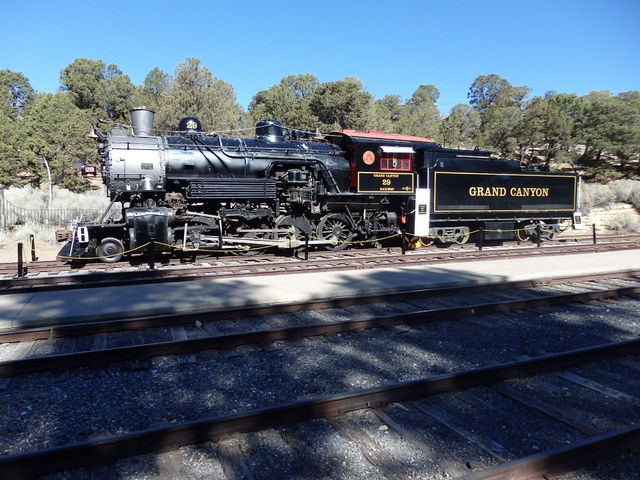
xmin=316 ymin=213 xmax=355 ymax=251
xmin=515 ymin=224 xmax=531 ymax=242
xmin=454 ymin=232 xmax=470 ymax=245
xmin=540 ymin=225 xmax=556 ymax=241
xmin=96 ymin=237 xmax=124 ymax=263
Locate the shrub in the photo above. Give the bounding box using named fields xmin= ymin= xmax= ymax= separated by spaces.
xmin=580 ymin=183 xmax=615 ymax=214
xmin=607 ymin=211 xmax=640 ymax=232
xmin=609 ymin=179 xmax=640 ymax=207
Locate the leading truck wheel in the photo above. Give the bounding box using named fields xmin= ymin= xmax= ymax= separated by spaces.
xmin=96 ymin=237 xmax=124 ymax=263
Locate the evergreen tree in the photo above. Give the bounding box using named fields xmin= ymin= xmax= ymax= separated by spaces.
xmin=439 ymin=104 xmax=480 ymax=148
xmin=576 ymin=91 xmax=640 ymax=177
xmin=0 ymin=70 xmax=33 ymax=185
xmin=396 ymin=85 xmax=441 ymax=140
xmin=248 ymin=74 xmax=320 ymax=131
xmin=0 ymin=110 xmax=24 ymax=185
xmin=309 ymin=77 xmax=374 ymax=131
xmin=136 ymin=67 xmax=171 ymax=109
xmin=60 ymin=58 xmax=135 ymax=122
xmin=516 ymin=93 xmax=581 ymax=168
xmin=0 ymin=70 xmax=34 ymax=120
xmin=155 ymin=58 xmax=241 ymax=134
xmin=371 ymin=95 xmax=404 ymax=132
xmin=468 ymin=74 xmax=531 ymax=157
xmin=21 ymin=92 xmax=95 ymax=192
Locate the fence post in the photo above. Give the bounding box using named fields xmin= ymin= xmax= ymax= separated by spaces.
xmin=29 ymin=234 xmax=38 ymax=261
xmin=148 ymin=240 xmax=156 ymax=270
xmin=592 ymin=223 xmax=597 ymax=245
xmin=17 ymin=242 xmax=26 ymax=278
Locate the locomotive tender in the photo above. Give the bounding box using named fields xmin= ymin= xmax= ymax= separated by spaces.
xmin=56 ymin=107 xmax=581 ymax=262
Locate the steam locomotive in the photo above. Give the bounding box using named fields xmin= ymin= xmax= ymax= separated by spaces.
xmin=56 ymin=107 xmax=581 ymax=262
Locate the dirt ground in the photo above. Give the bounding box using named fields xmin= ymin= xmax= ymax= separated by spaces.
xmin=0 ymin=242 xmax=61 ymax=263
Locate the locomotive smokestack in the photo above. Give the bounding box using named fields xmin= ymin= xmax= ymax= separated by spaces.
xmin=130 ymin=107 xmax=155 ymax=136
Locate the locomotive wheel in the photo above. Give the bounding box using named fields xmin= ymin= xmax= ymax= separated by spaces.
xmin=174 ymin=216 xmax=219 ymax=250
xmin=235 ymin=224 xmax=270 ymax=255
xmin=187 ymin=216 xmax=218 ymax=234
xmin=275 ymin=215 xmax=314 ymax=252
xmin=96 ymin=237 xmax=124 ymax=263
xmin=316 ymin=213 xmax=355 ymax=250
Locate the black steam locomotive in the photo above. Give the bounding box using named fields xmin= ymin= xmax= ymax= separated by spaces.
xmin=56 ymin=107 xmax=581 ymax=262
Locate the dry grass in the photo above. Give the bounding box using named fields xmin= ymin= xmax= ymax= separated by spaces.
xmin=1 ymin=185 xmax=113 ymax=251
xmin=606 ymin=209 xmax=640 ymax=232
xmin=581 ymin=179 xmax=640 ymax=213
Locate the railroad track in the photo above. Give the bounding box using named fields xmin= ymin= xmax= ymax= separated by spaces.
xmin=1 ymin=270 xmax=638 ymax=338
xmin=0 ymin=275 xmax=639 ymax=477
xmin=1 ymin=235 xmax=639 ymax=293
xmin=2 ymin=341 xmax=640 ymax=479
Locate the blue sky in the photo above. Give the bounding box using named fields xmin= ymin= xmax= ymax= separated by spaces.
xmin=2 ymin=0 xmax=639 ymax=114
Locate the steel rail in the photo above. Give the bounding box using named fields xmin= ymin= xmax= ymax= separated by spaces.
xmin=460 ymin=424 xmax=640 ymax=480
xmin=2 ymin=240 xmax=639 ymax=294
xmin=1 ymin=271 xmax=639 ymax=342
xmin=0 ymin=338 xmax=638 ymax=478
xmin=1 ymin=284 xmax=639 ymax=377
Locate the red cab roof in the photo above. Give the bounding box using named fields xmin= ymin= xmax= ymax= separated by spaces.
xmin=335 ymin=129 xmax=435 ymax=143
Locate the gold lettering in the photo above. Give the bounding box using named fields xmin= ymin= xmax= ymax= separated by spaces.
xmin=469 ymin=186 xmax=551 ymax=197
xmin=469 ymin=186 xmax=507 ymax=196
xmin=509 ymin=187 xmax=550 ymax=197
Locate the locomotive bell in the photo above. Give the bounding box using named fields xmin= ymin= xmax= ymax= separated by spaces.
xmin=256 ymin=119 xmax=285 ymax=143
xmin=178 ymin=116 xmax=203 ymax=133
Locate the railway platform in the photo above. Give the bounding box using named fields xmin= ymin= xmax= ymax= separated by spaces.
xmin=1 ymin=249 xmax=640 ymax=329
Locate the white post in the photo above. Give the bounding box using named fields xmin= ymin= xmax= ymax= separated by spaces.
xmin=41 ymin=157 xmax=52 ymax=203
